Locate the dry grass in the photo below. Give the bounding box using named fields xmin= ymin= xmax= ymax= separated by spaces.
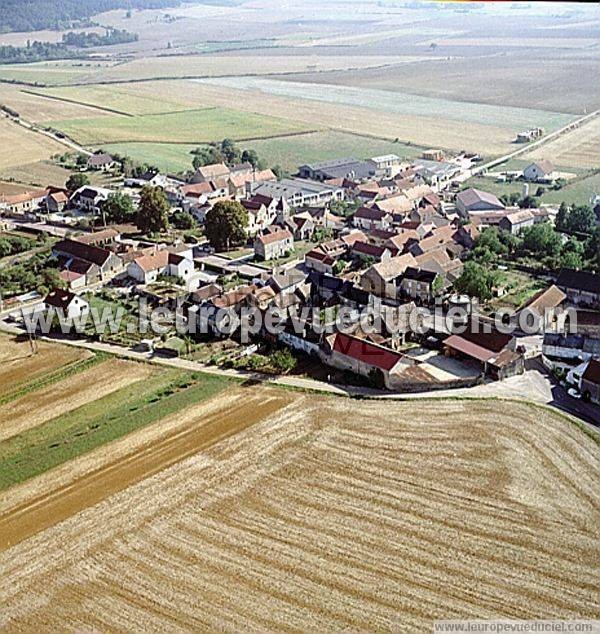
xmin=0 ymin=118 xmax=65 ymax=170
xmin=148 ymin=80 xmax=517 ymax=154
xmin=0 ymin=359 xmax=154 ymax=442
xmin=0 ymin=393 xmax=598 ymax=630
xmin=523 ymin=114 xmax=600 ymax=169
xmin=0 ymin=336 xmax=89 ymax=395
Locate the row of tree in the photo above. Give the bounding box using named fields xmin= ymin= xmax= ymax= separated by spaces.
xmin=0 ymin=29 xmax=137 ymax=64
xmin=0 ymin=0 xmax=179 ymax=34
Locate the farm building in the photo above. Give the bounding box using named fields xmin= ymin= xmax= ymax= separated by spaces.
xmin=53 ymin=239 xmax=123 ymax=284
xmin=360 ymin=254 xmax=418 ymax=301
xmin=298 ymin=157 xmax=376 ymax=182
xmin=352 ymin=207 xmax=393 ymax=231
xmin=443 ymin=325 xmax=524 ymax=380
xmin=556 ymin=269 xmax=600 ymax=310
xmin=523 ymin=160 xmax=556 ymax=183
xmin=87 ymin=152 xmax=115 ymax=171
xmin=249 ymin=178 xmax=344 ymax=208
xmin=498 ymin=209 xmax=535 ymax=234
xmin=580 ymin=358 xmax=600 ymax=405
xmin=456 ymin=188 xmax=504 ymax=215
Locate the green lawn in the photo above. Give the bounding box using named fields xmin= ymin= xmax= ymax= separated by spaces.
xmin=102 ymin=130 xmax=426 ymax=174
xmin=467 ymin=169 xmax=600 ymax=208
xmin=0 ymin=368 xmax=230 ymax=489
xmin=48 ymin=107 xmax=314 ymax=145
xmin=485 ymin=270 xmax=546 ymax=313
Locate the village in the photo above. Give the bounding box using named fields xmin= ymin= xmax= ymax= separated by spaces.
xmin=0 ymin=145 xmax=599 ymax=418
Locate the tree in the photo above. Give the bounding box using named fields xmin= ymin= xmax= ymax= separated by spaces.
xmin=101 ymin=191 xmax=135 ymax=224
xmin=556 ymin=202 xmax=569 ymax=232
xmin=585 ymin=228 xmax=600 ymax=271
xmin=518 ymin=194 xmax=538 ymax=209
xmin=136 ymin=186 xmax=169 ymax=234
xmin=172 ymin=210 xmax=195 ymax=230
xmin=272 ymin=164 xmax=285 ymax=180
xmin=204 ymin=200 xmax=248 ymax=250
xmin=472 ymin=227 xmax=508 ymax=262
xmin=66 ymin=172 xmax=89 ymax=192
xmin=520 ymin=222 xmax=562 ymax=258
xmin=241 ymin=149 xmax=259 ymax=168
xmin=220 ymin=138 xmax=240 ymax=164
xmin=568 ymin=205 xmax=596 ymax=234
xmin=270 ymin=348 xmax=296 ymax=374
xmin=454 ymin=261 xmax=495 ymax=302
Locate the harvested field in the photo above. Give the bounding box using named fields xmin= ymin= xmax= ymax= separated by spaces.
xmin=175 ymin=80 xmax=518 ymax=155
xmin=0 ymin=359 xmax=154 ymax=442
xmin=0 ymin=60 xmax=113 ymax=86
xmin=84 ymin=54 xmax=412 ymax=83
xmin=522 ymin=114 xmax=600 ymax=169
xmin=0 ymin=336 xmax=90 ymax=395
xmin=1 ymin=395 xmax=598 ymax=630
xmin=0 ymin=84 xmax=112 ymax=122
xmin=0 ymin=118 xmax=65 ymax=170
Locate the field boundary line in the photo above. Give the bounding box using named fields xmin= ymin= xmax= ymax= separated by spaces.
xmin=20 ymin=89 xmax=135 ymax=117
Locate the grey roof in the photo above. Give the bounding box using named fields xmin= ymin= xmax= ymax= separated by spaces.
xmin=456 ymin=187 xmax=504 ymax=210
xmin=251 ymin=178 xmax=342 ymax=199
xmin=301 ymin=157 xmax=376 ymax=180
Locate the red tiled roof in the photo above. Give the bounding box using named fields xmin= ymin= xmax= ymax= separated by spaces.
xmin=332 ymin=332 xmax=403 ymax=371
xmin=443 ymin=334 xmax=496 ymax=363
xmin=305 ymin=249 xmax=334 ymax=265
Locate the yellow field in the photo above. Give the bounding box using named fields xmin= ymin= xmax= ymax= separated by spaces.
xmin=1 ymin=390 xmax=598 ymax=630
xmin=523 ymin=114 xmax=600 ymax=169
xmin=0 ymin=336 xmax=90 ymax=395
xmin=0 ymin=118 xmax=66 ymax=170
xmin=86 ymin=54 xmax=413 ymax=83
xmin=0 ymin=359 xmax=154 ymax=442
xmin=164 ymin=80 xmax=517 ymax=154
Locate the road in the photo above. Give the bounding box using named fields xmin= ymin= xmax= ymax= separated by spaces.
xmin=2 ymin=320 xmax=597 ymax=432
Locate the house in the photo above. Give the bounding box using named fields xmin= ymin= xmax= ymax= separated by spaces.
xmin=352 ymin=207 xmax=392 ymax=231
xmin=70 ymin=186 xmax=113 ymax=213
xmin=412 ymin=159 xmax=460 ymax=191
xmin=360 ymin=253 xmax=418 ymax=300
xmin=44 ymin=189 xmax=69 ymax=213
xmin=351 ymin=241 xmax=392 ymax=263
xmin=44 ymin=288 xmax=89 ymax=320
xmin=249 ymin=178 xmax=344 ymax=208
xmin=498 ymin=209 xmax=535 ymax=234
xmin=228 ymin=168 xmax=276 ymax=197
xmin=190 ymin=163 xmax=231 ymax=184
xmin=456 ymin=188 xmax=504 ymax=215
xmin=580 ymin=358 xmax=600 ymax=404
xmin=87 ymin=152 xmax=115 ymax=171
xmin=53 ymin=239 xmax=123 ymax=284
xmin=369 ymin=154 xmax=402 ymax=176
xmin=443 ymin=324 xmax=524 ymax=380
xmin=523 ymin=160 xmax=555 ymax=183
xmin=75 ymin=228 xmax=121 ymax=247
xmin=254 ymin=227 xmax=294 ymax=261
xmin=556 ymin=269 xmax=600 ymax=310
xmin=287 ymin=212 xmax=315 ymax=241
xmin=298 ymin=157 xmax=376 ymax=182
xmin=124 ymin=169 xmax=170 ymax=189
xmin=127 ymin=249 xmax=194 ymax=284
xmin=304 ymin=249 xmax=335 ymax=275
xmin=398 ymin=267 xmax=439 ymax=303
xmin=513 ymin=285 xmax=566 ymax=330
xmin=242 ymin=198 xmax=278 ymax=236
xmin=371 ymin=195 xmax=413 ymax=217
xmin=0 ymin=189 xmax=46 ymax=216
xmin=321 ymin=332 xmax=411 ymax=389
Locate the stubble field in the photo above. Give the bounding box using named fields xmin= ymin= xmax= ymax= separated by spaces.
xmin=0 ymin=380 xmax=598 ymax=631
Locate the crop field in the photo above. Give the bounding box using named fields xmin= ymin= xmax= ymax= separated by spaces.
xmin=28 ymin=85 xmax=197 ymax=116
xmin=197 ymin=77 xmax=575 ymax=133
xmin=523 ymin=115 xmax=600 ymax=170
xmin=0 ymin=388 xmax=598 ymax=630
xmin=47 ymin=107 xmax=315 ymax=145
xmin=286 ymin=53 xmax=600 ymax=116
xmin=102 ymin=131 xmax=425 ymax=174
xmin=0 ymin=335 xmax=91 ymax=396
xmin=0 ymin=60 xmax=116 ymax=86
xmin=0 ymin=118 xmax=65 ymax=170
xmin=82 ymin=54 xmax=413 ymax=84
xmin=0 ymin=358 xmax=154 ymax=443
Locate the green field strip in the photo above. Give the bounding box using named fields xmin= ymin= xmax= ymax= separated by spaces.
xmin=0 ymin=368 xmax=231 ymax=490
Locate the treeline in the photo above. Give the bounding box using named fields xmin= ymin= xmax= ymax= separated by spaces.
xmin=0 ymin=0 xmax=180 ymax=34
xmin=0 ymin=29 xmax=138 ymax=64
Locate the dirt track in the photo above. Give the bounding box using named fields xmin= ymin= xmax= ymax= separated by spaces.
xmin=1 ymin=395 xmax=598 ymax=631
